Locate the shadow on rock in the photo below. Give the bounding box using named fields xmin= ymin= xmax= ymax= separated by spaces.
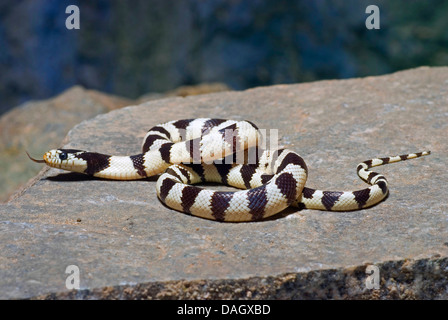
xmin=46 ymin=172 xmax=158 ymax=182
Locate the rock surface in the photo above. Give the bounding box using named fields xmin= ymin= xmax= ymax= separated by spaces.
xmin=1 ymin=67 xmax=447 ymax=299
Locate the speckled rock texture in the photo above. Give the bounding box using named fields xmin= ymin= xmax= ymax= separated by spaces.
xmin=1 ymin=67 xmax=446 ymax=299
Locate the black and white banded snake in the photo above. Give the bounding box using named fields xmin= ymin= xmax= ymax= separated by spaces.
xmin=28 ymin=118 xmax=430 ymax=222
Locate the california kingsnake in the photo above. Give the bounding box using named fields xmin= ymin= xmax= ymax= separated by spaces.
xmin=28 ymin=118 xmax=430 ymax=222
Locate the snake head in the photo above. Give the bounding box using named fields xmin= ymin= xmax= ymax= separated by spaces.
xmin=27 ymin=149 xmax=86 ymax=171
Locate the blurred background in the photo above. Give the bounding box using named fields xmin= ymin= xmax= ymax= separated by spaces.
xmin=1 ymin=0 xmax=447 ymax=115
xmin=0 ymin=0 xmax=447 ymax=201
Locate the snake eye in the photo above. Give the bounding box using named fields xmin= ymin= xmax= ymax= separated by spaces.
xmin=59 ymin=152 xmax=68 ymax=160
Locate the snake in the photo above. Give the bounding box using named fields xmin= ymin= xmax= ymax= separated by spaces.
xmin=27 ymin=118 xmax=430 ymax=222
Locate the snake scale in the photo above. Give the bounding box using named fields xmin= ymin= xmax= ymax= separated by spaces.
xmin=28 ymin=118 xmax=430 ymax=222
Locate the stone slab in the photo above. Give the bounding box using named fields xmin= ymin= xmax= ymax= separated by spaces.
xmin=1 ymin=67 xmax=447 ymax=299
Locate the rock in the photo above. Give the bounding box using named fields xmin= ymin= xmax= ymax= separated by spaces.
xmin=0 ymin=67 xmax=447 ymax=299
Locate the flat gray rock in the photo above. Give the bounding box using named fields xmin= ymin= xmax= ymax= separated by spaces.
xmin=1 ymin=67 xmax=447 ymax=299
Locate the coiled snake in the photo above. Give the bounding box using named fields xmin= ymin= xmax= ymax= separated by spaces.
xmin=28 ymin=118 xmax=430 ymax=222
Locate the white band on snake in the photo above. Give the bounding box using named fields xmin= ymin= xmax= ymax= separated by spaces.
xmin=28 ymin=118 xmax=430 ymax=222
